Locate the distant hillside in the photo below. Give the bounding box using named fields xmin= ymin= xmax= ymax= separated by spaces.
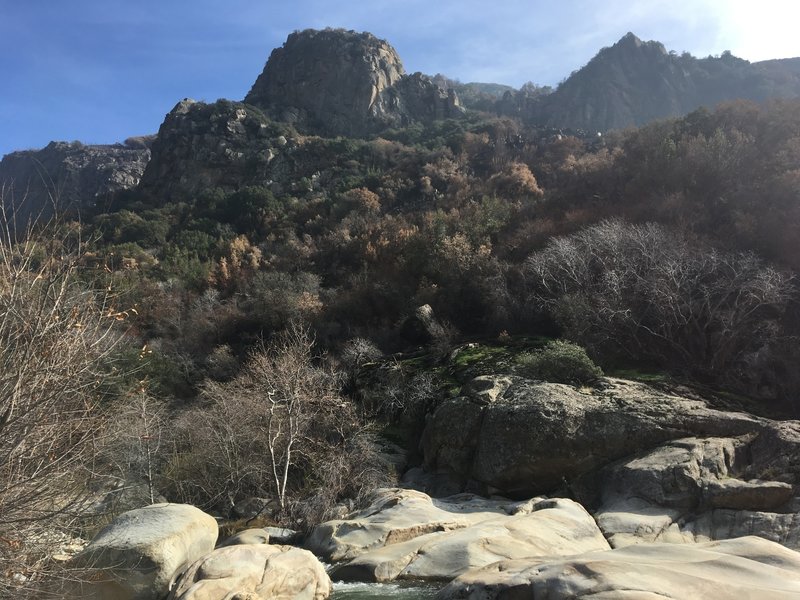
xmin=0 ymin=138 xmax=152 ymax=221
xmin=508 ymin=33 xmax=800 ymax=131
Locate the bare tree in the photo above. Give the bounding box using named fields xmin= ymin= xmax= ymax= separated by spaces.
xmin=105 ymin=389 xmax=168 ymax=506
xmin=0 ymin=196 xmax=123 ymax=595
xmin=171 ymin=322 xmax=372 ymax=521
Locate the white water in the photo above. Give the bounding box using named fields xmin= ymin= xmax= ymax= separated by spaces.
xmin=332 ymin=580 xmax=440 ymax=599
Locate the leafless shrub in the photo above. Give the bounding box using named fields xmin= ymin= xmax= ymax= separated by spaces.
xmin=340 ymin=337 xmax=383 ymax=371
xmin=524 ymin=219 xmax=794 ymax=389
xmin=0 ymin=196 xmax=123 ymax=596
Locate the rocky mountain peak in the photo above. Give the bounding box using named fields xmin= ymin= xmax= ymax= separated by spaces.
xmin=245 ymin=28 xmax=463 ymax=136
xmin=602 ymin=32 xmax=667 ymax=60
xmin=618 ymin=31 xmax=643 ymax=48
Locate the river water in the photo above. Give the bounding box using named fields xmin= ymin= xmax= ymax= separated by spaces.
xmin=332 ymin=581 xmax=440 ymax=599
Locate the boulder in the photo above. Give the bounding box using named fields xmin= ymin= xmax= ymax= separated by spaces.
xmin=422 ymin=376 xmax=763 ymax=497
xmin=263 ymin=526 xmax=300 ymax=545
xmin=438 ymin=536 xmax=800 ymax=599
xmin=218 ymin=528 xmax=270 ymax=547
xmin=169 ymin=544 xmax=331 ymax=600
xmin=219 ymin=526 xmax=299 ymax=547
xmin=232 ymin=496 xmax=278 ymax=519
xmin=71 ymin=503 xmax=218 ymax=600
xmin=306 ymin=488 xmax=530 ymax=563
xmin=330 ymin=498 xmax=609 ymax=582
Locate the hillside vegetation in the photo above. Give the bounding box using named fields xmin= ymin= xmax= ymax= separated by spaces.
xmin=3 ymin=29 xmax=800 ymax=597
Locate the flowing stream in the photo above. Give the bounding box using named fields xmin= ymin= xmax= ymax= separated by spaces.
xmin=332 ymin=581 xmax=440 ymax=599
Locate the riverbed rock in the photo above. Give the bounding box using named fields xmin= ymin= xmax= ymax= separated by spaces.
xmin=307 ymin=488 xmax=525 ymax=562
xmin=231 ymin=496 xmax=279 ymax=519
xmin=71 ymin=503 xmax=218 ymax=600
xmin=169 ymin=544 xmax=331 ymax=600
xmin=220 ymin=526 xmax=299 ymax=547
xmin=422 ymin=376 xmax=763 ymax=497
xmin=330 ymin=497 xmax=609 ymax=582
xmin=438 ymin=536 xmax=800 ymax=599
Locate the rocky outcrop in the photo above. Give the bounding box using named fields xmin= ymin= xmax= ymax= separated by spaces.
xmin=245 ymin=29 xmax=463 ymax=136
xmin=138 ymin=98 xmax=289 ymax=200
xmin=438 ymin=536 xmax=800 ymax=599
xmin=595 ymin=436 xmax=799 ymax=549
xmin=71 ymin=503 xmax=218 ymax=600
xmin=326 ymin=495 xmax=609 ymax=583
xmin=169 ymin=544 xmax=331 ymax=600
xmin=421 ymin=376 xmax=761 ymax=497
xmin=307 ymin=488 xmax=521 ymax=563
xmin=0 ymin=139 xmax=151 ymax=221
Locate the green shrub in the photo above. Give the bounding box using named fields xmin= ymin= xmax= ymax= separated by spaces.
xmin=516 ymin=340 xmax=602 ymax=384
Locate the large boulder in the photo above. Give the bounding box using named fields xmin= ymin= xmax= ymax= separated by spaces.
xmin=330 ymin=497 xmax=609 ymax=582
xmin=71 ymin=503 xmax=218 ymax=600
xmin=422 ymin=376 xmax=763 ymax=497
xmin=438 ymin=536 xmax=800 ymax=599
xmin=169 ymin=544 xmax=331 ymax=600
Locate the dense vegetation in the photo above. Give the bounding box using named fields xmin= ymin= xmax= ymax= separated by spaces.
xmin=3 ymin=97 xmax=800 ymax=595
xmin=83 ymin=99 xmax=800 ymax=400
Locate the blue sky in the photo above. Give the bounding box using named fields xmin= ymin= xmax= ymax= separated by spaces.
xmin=1 ymin=0 xmax=798 ymax=158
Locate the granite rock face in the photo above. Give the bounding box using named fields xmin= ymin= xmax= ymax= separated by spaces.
xmin=138 ymin=98 xmax=289 ymax=201
xmin=245 ymin=28 xmax=463 ymax=136
xmin=595 ymin=436 xmax=799 ymax=549
xmin=323 ymin=493 xmax=609 ymax=583
xmin=421 ymin=376 xmax=762 ymax=497
xmin=306 ymin=488 xmax=520 ymax=563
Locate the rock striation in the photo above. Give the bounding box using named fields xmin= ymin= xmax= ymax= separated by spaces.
xmin=438 ymin=536 xmax=800 ymax=599
xmin=245 ymin=28 xmax=464 ymax=136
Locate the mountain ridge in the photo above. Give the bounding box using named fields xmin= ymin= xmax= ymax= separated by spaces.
xmin=3 ymin=29 xmax=799 ymax=211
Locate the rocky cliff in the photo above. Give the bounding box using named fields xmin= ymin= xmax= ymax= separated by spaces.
xmin=245 ymin=28 xmax=464 ymax=136
xmin=503 ymin=33 xmax=800 ymax=132
xmin=137 ymin=98 xmax=290 ymax=201
xmin=0 ymin=139 xmax=152 ymax=220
